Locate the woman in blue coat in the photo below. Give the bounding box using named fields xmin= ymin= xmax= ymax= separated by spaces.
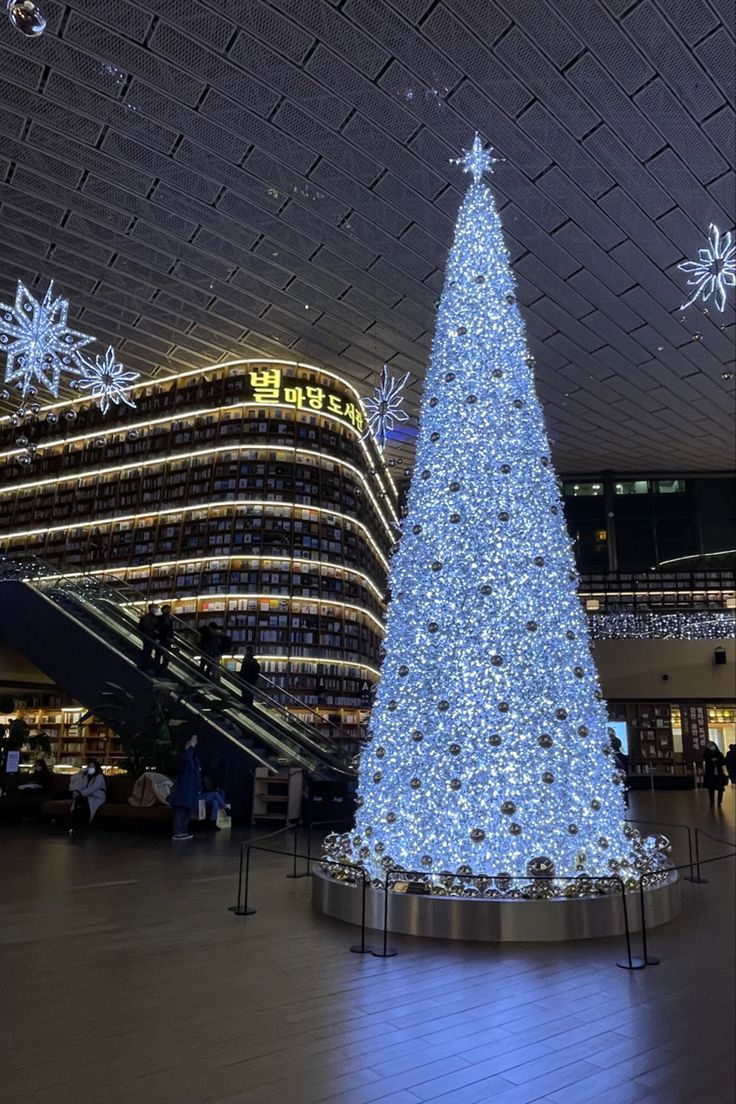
xmin=170 ymin=735 xmax=202 ymax=840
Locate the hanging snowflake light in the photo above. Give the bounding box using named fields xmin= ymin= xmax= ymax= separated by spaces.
xmin=678 ymin=224 xmax=735 ymax=313
xmin=74 ymin=345 xmax=139 ymax=415
xmin=361 ymin=363 xmax=410 ymax=450
xmin=0 ymin=280 xmax=95 ymax=398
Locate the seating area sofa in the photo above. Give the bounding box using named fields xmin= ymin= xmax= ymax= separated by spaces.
xmin=40 ymin=772 xmax=174 ymax=826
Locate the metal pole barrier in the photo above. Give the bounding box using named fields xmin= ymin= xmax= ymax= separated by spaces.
xmin=350 ymin=872 xmax=372 ymax=954
xmin=638 ymin=873 xmax=659 ymax=966
xmin=693 ymin=828 xmax=709 ymax=883
xmin=228 ymin=841 xmax=246 ymax=914
xmin=230 ymin=844 xmax=257 ymax=916
xmin=616 ymin=877 xmax=645 ymax=970
xmin=686 ymin=826 xmax=694 ymax=882
xmin=285 ymin=821 xmax=310 ymax=879
xmin=371 ymin=871 xmax=397 ymax=957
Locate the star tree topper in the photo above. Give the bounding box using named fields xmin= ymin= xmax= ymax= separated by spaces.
xmin=0 ymin=280 xmax=95 ymax=398
xmin=451 ymin=133 xmax=502 ymax=184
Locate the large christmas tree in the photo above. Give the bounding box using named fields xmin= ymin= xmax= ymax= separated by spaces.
xmin=329 ymin=137 xmax=665 ymax=892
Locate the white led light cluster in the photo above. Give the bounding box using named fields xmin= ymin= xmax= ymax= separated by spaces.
xmin=326 ymin=137 xmax=668 ymax=891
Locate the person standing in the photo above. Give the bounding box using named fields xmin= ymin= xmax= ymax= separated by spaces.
xmin=199 ymin=621 xmax=222 ymax=681
xmin=68 ymin=761 xmax=107 ymax=835
xmin=138 ymin=603 xmax=158 ymax=671
xmin=169 ymin=735 xmax=202 ymax=841
xmin=155 ymin=604 xmax=176 ymax=671
xmin=702 ymin=741 xmax=727 ymax=807
xmin=239 ymin=645 xmax=261 ymax=709
xmin=725 ymin=743 xmax=736 ymax=787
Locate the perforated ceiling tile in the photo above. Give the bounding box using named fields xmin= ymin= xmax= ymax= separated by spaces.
xmin=309 ymin=160 xmax=411 ymax=237
xmin=647 ymin=148 xmax=731 ymax=227
xmin=0 ymin=0 xmax=733 ymax=473
xmin=419 ymin=5 xmax=533 ymax=118
xmin=623 ymin=2 xmax=725 ymax=121
xmin=344 ymin=0 xmax=462 ymax=91
xmin=228 ymin=31 xmax=351 ymax=131
xmin=634 ymin=79 xmax=729 ymax=183
xmin=305 ymin=45 xmax=418 ymax=144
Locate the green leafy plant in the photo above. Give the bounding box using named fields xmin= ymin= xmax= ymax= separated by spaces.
xmin=80 ymin=682 xmax=187 ymax=776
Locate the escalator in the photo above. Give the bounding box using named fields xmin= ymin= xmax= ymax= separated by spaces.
xmin=0 ymin=555 xmax=357 ymax=779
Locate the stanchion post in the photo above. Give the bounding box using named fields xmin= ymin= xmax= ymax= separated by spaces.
xmin=285 ymin=820 xmax=310 ymax=879
xmin=350 ymin=872 xmax=373 ymax=954
xmin=638 ymin=873 xmax=660 ymax=966
xmin=231 ymin=844 xmax=257 ymax=916
xmin=371 ymin=871 xmax=397 ymax=957
xmin=228 ymin=840 xmax=245 ymax=914
xmin=616 ymin=877 xmax=645 ymax=970
xmin=695 ymin=828 xmax=708 ymax=883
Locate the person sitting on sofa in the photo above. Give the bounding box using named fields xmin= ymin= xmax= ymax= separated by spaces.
xmin=201 ymin=775 xmax=228 ymax=830
xmin=68 ymin=761 xmax=107 ymax=836
xmin=18 ymin=757 xmax=55 ymax=794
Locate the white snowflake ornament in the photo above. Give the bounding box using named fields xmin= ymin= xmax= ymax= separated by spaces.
xmin=361 ymin=363 xmax=410 ymax=450
xmin=74 ymin=346 xmax=139 ymax=415
xmin=0 ymin=280 xmax=95 ymax=398
xmin=678 ymin=224 xmax=735 ymax=313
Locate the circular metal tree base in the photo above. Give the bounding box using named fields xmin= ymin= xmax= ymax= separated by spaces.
xmin=312 ymin=868 xmax=680 ymax=942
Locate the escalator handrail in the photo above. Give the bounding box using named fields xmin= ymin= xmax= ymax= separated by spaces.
xmin=49 ymin=584 xmax=329 ymax=773
xmin=3 ymin=576 xmax=280 ymax=773
xmin=0 ymin=553 xmax=357 ymax=771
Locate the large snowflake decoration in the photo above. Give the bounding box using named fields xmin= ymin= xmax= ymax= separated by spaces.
xmin=74 ymin=346 xmax=139 ymax=415
xmin=361 ymin=363 xmax=410 ymax=450
xmin=0 ymin=281 xmax=95 ymax=398
xmin=678 ymin=224 xmax=735 ymax=313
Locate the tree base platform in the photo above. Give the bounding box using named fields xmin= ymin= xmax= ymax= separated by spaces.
xmin=312 ymin=868 xmax=680 ymax=942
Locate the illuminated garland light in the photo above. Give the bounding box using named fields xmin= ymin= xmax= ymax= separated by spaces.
xmin=678 ymin=224 xmax=735 ymax=312
xmin=325 ymin=135 xmax=669 ymax=896
xmin=589 ymin=611 xmax=735 ymax=640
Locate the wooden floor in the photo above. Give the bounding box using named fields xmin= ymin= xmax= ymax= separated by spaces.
xmin=2 ymin=788 xmax=734 ymax=1104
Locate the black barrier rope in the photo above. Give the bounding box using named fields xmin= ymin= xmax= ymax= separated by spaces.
xmin=229 ymin=840 xmax=376 ymax=954
xmin=229 ymin=822 xmax=294 ymax=916
xmin=227 ymin=837 xmax=736 ymax=969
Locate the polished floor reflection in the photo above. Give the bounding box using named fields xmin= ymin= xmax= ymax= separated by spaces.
xmin=2 ymin=789 xmax=734 ymax=1104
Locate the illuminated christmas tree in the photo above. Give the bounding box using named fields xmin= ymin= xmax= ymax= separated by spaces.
xmin=328 ymin=137 xmax=666 ymax=892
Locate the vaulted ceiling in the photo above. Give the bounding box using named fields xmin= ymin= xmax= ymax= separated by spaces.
xmin=0 ymin=0 xmax=734 ymax=472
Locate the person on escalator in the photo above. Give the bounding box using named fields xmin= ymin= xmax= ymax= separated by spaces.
xmin=239 ymin=645 xmax=261 ymax=709
xmin=138 ymin=604 xmax=158 ymax=672
xmin=199 ymin=621 xmax=223 ymax=681
xmin=155 ymin=604 xmax=176 ymax=671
